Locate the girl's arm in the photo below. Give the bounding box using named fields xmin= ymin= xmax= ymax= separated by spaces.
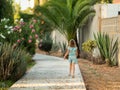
xmin=76 ymin=48 xmax=78 ymax=57
xmin=64 ymin=49 xmax=69 ymax=59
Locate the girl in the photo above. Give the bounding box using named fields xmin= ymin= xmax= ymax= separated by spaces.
xmin=64 ymin=39 xmax=78 ymax=78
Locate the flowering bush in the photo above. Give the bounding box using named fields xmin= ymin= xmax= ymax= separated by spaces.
xmin=13 ymin=18 xmax=40 ymax=55
xmin=0 ymin=18 xmax=14 ymax=43
xmin=0 ymin=18 xmax=41 ymax=55
xmin=82 ymin=40 xmax=96 ymax=54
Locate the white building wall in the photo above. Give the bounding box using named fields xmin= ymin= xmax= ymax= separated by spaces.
xmin=51 ymin=30 xmax=68 ymax=45
xmin=83 ymin=4 xmax=101 ymax=41
xmin=15 ymin=0 xmax=34 ymax=10
xmin=101 ymin=4 xmax=120 ymax=18
xmin=83 ymin=4 xmax=120 ymax=42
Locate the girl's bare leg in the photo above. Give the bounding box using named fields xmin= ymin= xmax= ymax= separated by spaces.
xmin=72 ymin=63 xmax=75 ymax=78
xmin=69 ymin=63 xmax=72 ymax=76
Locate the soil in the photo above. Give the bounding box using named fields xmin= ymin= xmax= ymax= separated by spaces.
xmin=36 ymin=48 xmax=120 ymax=90
xmin=78 ymin=59 xmax=120 ymax=90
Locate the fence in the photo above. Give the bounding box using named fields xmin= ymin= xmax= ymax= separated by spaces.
xmin=101 ymin=15 xmax=120 ymax=66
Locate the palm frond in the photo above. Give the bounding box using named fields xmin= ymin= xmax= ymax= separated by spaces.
xmin=77 ymin=10 xmax=95 ymax=27
xmin=35 ymin=0 xmax=97 ymax=41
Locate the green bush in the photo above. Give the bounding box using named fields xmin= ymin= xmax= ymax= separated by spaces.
xmin=40 ymin=41 xmax=52 ymax=53
xmin=82 ymin=40 xmax=96 ymax=54
xmin=0 ymin=18 xmax=14 ymax=43
xmin=0 ymin=43 xmax=31 ymax=81
xmin=38 ymin=33 xmax=53 ymax=53
xmin=0 ymin=18 xmax=41 ymax=55
xmin=20 ymin=13 xmax=34 ymax=22
xmin=0 ymin=0 xmax=13 ymax=23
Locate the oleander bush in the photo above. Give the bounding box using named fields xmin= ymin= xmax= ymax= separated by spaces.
xmin=0 ymin=18 xmax=40 ymax=55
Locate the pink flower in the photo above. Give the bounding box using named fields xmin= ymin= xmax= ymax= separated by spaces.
xmin=35 ymin=34 xmax=38 ymax=38
xmin=32 ymin=29 xmax=35 ymax=33
xmin=29 ymin=35 xmax=32 ymax=39
xmin=22 ymin=38 xmax=25 ymax=40
xmin=29 ymin=25 xmax=34 ymax=29
xmin=20 ymin=21 xmax=25 ymax=26
xmin=17 ymin=39 xmax=21 ymax=43
xmin=33 ymin=19 xmax=37 ymax=23
xmin=13 ymin=26 xmax=20 ymax=31
xmin=28 ymin=39 xmax=32 ymax=43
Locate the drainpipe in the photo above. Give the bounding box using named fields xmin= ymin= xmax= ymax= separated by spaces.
xmin=99 ymin=4 xmax=102 ymax=32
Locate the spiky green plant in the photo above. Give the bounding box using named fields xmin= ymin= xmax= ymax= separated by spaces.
xmin=94 ymin=32 xmax=118 ymax=66
xmin=59 ymin=42 xmax=67 ymax=56
xmin=0 ymin=43 xmax=31 ymax=81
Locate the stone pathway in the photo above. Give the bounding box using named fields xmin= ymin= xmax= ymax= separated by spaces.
xmin=9 ymin=53 xmax=86 ymax=90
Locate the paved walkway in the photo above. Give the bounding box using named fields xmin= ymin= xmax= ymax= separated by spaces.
xmin=9 ymin=53 xmax=86 ymax=90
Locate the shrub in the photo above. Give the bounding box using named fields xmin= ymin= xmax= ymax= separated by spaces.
xmin=0 ymin=18 xmax=41 ymax=55
xmin=0 ymin=18 xmax=14 ymax=43
xmin=82 ymin=40 xmax=96 ymax=54
xmin=0 ymin=17 xmax=54 ymax=55
xmin=38 ymin=33 xmax=53 ymax=54
xmin=20 ymin=13 xmax=34 ymax=22
xmin=40 ymin=41 xmax=52 ymax=53
xmin=0 ymin=0 xmax=13 ymax=23
xmin=0 ymin=43 xmax=31 ymax=81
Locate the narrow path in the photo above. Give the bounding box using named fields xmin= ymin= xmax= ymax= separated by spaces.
xmin=9 ymin=53 xmax=86 ymax=90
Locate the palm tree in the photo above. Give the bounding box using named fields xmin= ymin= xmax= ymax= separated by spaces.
xmin=35 ymin=0 xmax=97 ymax=41
xmin=34 ymin=0 xmax=98 ymax=53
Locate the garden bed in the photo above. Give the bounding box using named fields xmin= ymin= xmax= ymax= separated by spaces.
xmin=78 ymin=59 xmax=120 ymax=90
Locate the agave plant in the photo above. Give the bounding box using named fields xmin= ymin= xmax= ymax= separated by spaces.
xmin=94 ymin=32 xmax=118 ymax=66
xmin=59 ymin=42 xmax=67 ymax=56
